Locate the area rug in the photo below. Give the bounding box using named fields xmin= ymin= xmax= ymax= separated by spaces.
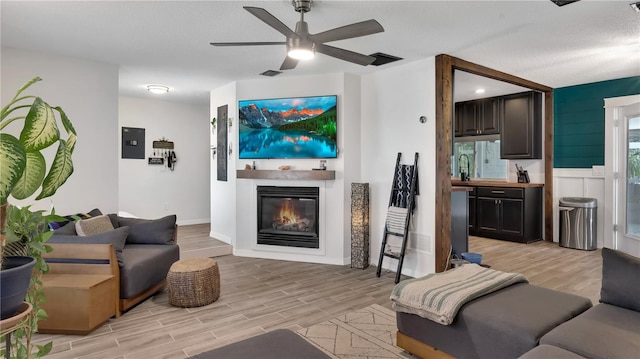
xmin=190 ymin=329 xmax=330 ymax=359
xmin=297 ymin=304 xmax=414 ymax=359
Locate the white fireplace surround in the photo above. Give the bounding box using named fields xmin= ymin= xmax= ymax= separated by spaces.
xmin=234 ymin=179 xmax=344 ymax=264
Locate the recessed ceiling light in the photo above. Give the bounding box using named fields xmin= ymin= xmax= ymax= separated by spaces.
xmin=475 ymin=89 xmax=486 ymax=94
xmin=147 ymin=85 xmax=170 ymax=94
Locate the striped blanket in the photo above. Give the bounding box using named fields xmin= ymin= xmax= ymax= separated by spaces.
xmin=390 ymin=264 xmax=528 ymax=325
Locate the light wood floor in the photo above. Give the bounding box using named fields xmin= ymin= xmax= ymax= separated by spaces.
xmin=469 ymin=236 xmax=602 ymax=304
xmin=31 ymin=227 xmax=602 ymax=358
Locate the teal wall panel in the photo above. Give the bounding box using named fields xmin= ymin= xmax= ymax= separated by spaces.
xmin=554 ymin=76 xmax=640 ymax=168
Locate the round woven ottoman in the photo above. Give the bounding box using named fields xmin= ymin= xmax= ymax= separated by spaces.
xmin=167 ymin=257 xmax=220 ymax=307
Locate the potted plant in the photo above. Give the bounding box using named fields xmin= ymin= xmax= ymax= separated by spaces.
xmin=0 ymin=76 xmax=76 ymax=357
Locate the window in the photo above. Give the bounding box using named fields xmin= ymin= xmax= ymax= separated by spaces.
xmin=453 ymin=136 xmax=507 ymax=180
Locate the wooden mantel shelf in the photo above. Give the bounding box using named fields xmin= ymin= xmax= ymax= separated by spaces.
xmin=236 ymin=170 xmax=336 ymax=181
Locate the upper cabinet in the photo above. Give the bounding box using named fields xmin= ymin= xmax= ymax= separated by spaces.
xmin=500 ymin=91 xmax=542 ymax=159
xmin=455 ymin=97 xmax=500 ymax=137
xmin=455 ymin=91 xmax=542 ymax=160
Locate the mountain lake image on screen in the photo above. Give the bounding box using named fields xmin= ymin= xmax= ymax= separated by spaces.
xmin=238 ymin=95 xmax=337 ymax=159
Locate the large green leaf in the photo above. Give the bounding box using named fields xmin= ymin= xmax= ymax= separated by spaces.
xmin=11 ymin=151 xmax=46 ymax=200
xmin=54 ymin=106 xmax=77 ymax=154
xmin=53 ymin=106 xmax=76 ymax=136
xmin=67 ymin=132 xmax=77 ymax=154
xmin=0 ymin=133 xmax=26 ymax=204
xmin=36 ymin=139 xmax=73 ymax=200
xmin=20 ymin=97 xmax=60 ymax=152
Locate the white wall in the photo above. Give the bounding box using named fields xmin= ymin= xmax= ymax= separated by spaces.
xmin=118 ymin=96 xmax=210 ymax=224
xmin=342 ymin=74 xmax=364 ymax=259
xmin=1 ymin=47 xmax=119 ymax=215
xmin=210 ymin=82 xmax=237 ymax=244
xmin=553 ymin=168 xmax=605 ymax=249
xmin=230 ymin=73 xmax=355 ymax=265
xmin=209 ymin=59 xmax=439 ymax=277
xmin=361 ymin=57 xmax=437 ymax=278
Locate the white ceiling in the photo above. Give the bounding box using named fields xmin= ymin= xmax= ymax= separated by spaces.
xmin=2 ymin=0 xmax=638 ymax=106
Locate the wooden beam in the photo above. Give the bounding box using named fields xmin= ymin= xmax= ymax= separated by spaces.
xmin=435 ymin=54 xmax=453 ymax=273
xmin=449 ymin=57 xmax=553 ymax=93
xmin=544 ymin=91 xmax=554 ymax=242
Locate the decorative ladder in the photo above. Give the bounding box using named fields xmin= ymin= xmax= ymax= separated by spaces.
xmin=376 ymin=152 xmax=419 ymax=284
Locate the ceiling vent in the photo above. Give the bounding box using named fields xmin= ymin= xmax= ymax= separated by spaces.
xmin=369 ymin=52 xmax=403 ymax=66
xmin=550 ymin=0 xmax=580 ymax=6
xmin=260 ymin=70 xmax=282 ymax=77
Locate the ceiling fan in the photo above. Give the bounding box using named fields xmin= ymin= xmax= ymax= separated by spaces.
xmin=210 ymin=0 xmax=384 ymax=70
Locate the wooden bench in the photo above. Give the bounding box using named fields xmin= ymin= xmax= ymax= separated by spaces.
xmin=39 ymin=243 xmax=120 ymax=335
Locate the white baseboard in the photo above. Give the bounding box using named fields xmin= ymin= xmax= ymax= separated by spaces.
xmin=176 ymin=218 xmax=210 ymax=226
xmin=234 ymin=248 xmax=347 ymax=266
xmin=210 ymin=231 xmax=232 ymax=244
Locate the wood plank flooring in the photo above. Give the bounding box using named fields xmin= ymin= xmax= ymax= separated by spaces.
xmin=29 ymin=227 xmax=603 ymax=358
xmin=469 ymin=236 xmax=602 ymax=304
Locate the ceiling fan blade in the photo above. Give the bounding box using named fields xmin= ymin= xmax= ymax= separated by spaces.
xmin=280 ymin=56 xmax=299 ymax=70
xmin=244 ymin=6 xmax=300 ymax=39
xmin=316 ymin=44 xmax=376 ymax=66
xmin=210 ymin=42 xmax=286 ymax=46
xmin=309 ymin=20 xmax=384 ymax=44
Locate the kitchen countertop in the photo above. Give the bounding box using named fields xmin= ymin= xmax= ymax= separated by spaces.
xmin=451 ymin=180 xmax=544 ymax=188
xmin=451 ymin=186 xmax=474 ymax=192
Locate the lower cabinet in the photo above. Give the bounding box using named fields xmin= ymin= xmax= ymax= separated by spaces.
xmin=469 ymin=186 xmax=542 ymax=243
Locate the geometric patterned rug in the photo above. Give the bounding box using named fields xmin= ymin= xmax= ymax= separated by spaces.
xmin=297 ymin=304 xmax=415 ymax=359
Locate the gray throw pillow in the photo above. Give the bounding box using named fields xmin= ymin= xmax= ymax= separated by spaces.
xmin=53 ymin=221 xmax=77 ymax=235
xmin=48 ymin=226 xmax=129 ymax=267
xmin=115 ymin=214 xmax=176 ymax=244
xmin=600 ymin=247 xmax=640 ymax=312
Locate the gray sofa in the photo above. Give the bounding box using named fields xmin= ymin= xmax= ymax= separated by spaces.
xmin=48 ymin=210 xmax=180 ymax=315
xmin=396 ymin=248 xmax=640 ymax=359
xmin=521 ymin=248 xmax=640 ymax=359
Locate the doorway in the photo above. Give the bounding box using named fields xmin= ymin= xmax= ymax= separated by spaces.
xmin=434 ymin=55 xmax=554 ymax=272
xmin=605 ymin=96 xmax=640 ymax=257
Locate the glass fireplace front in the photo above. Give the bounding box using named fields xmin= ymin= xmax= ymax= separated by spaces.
xmin=257 ymin=186 xmax=319 ymax=248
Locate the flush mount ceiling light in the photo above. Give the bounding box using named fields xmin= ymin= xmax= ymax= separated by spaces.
xmin=475 ymin=88 xmax=486 ymax=94
xmin=147 ymin=85 xmax=170 ymax=94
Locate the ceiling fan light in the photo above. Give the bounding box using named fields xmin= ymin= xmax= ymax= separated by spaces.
xmin=147 ymin=85 xmax=170 ymax=94
xmin=288 ymin=48 xmax=315 ymax=60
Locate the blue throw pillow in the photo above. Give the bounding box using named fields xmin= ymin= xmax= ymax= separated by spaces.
xmin=113 ymin=215 xmax=176 ymax=244
xmin=48 ymin=226 xmax=128 ymax=267
xmin=600 ymin=248 xmax=640 ymax=312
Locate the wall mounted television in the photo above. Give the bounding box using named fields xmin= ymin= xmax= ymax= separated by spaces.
xmin=238 ymin=95 xmax=337 ymax=159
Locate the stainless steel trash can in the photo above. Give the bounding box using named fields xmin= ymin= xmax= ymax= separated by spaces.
xmin=559 ymin=197 xmax=597 ymax=250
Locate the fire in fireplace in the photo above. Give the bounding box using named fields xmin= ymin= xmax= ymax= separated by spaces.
xmin=257 ymin=186 xmax=319 ymax=248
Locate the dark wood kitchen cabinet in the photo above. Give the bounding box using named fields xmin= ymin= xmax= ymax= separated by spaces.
xmin=500 ymin=91 xmax=542 ymax=159
xmin=455 ymin=98 xmax=500 ymax=137
xmin=475 ymin=186 xmax=542 ymax=243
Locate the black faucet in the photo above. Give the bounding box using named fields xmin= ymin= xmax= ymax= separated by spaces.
xmin=459 ymin=154 xmax=470 ymax=181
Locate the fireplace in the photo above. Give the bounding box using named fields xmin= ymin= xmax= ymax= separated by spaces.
xmin=257 ymin=186 xmax=319 ymax=248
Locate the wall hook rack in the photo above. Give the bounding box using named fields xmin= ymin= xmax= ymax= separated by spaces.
xmin=153 ymin=139 xmax=174 ymax=150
